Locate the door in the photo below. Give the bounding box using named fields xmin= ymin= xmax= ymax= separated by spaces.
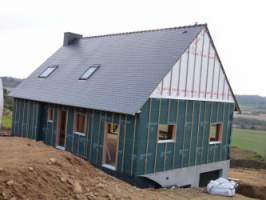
xmin=56 ymin=110 xmax=67 ymax=150
xmin=102 ymin=123 xmax=120 ymax=170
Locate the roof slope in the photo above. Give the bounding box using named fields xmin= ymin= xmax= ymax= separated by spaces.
xmin=11 ymin=24 xmax=205 ymax=114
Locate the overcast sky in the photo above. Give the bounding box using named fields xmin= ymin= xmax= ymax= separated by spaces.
xmin=0 ymin=0 xmax=265 ymax=96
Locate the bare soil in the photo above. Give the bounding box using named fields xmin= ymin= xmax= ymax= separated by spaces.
xmin=230 ymin=147 xmax=266 ymax=200
xmin=0 ymin=137 xmax=254 ymax=200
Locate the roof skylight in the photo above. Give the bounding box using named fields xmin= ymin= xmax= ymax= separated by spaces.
xmin=39 ymin=65 xmax=58 ymax=78
xmin=79 ymin=65 xmax=100 ymax=80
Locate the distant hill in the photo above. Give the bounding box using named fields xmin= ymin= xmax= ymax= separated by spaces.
xmin=0 ymin=77 xmax=23 ymax=90
xmin=236 ymin=95 xmax=266 ymax=113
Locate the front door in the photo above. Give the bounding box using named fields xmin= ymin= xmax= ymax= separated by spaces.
xmin=102 ymin=123 xmax=119 ymax=170
xmin=56 ymin=110 xmax=67 ymax=150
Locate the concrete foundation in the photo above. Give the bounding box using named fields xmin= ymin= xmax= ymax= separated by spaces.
xmin=141 ymin=160 xmax=230 ymax=187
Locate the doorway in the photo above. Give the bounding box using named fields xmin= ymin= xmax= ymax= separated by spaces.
xmin=56 ymin=110 xmax=68 ymax=150
xmin=102 ymin=123 xmax=120 ymax=170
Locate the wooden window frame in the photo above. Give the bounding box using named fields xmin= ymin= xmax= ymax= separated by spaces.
xmin=47 ymin=107 xmax=54 ymax=122
xmin=102 ymin=122 xmax=120 ymax=170
xmin=209 ymin=122 xmax=223 ymax=144
xmin=157 ymin=124 xmax=176 ymax=143
xmin=73 ymin=111 xmax=87 ymax=136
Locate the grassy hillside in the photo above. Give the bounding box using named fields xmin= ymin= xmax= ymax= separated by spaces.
xmin=236 ymin=95 xmax=266 ymax=113
xmin=232 ymin=128 xmax=266 ymax=157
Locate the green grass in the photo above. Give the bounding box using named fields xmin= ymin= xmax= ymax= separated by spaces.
xmin=1 ymin=112 xmax=12 ymax=129
xmin=232 ymin=128 xmax=266 ymax=157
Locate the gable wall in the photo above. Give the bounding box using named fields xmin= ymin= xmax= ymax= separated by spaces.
xmin=150 ymin=29 xmax=234 ymax=103
xmin=134 ymin=98 xmax=234 ymax=175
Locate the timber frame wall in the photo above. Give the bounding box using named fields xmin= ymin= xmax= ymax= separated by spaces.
xmin=12 ymin=97 xmax=234 ymax=176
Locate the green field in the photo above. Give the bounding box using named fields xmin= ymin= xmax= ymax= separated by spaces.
xmin=232 ymin=128 xmax=266 ymax=157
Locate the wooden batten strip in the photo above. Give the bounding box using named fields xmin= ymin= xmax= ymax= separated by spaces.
xmin=200 ymin=101 xmax=207 ymax=162
xmin=121 ymin=115 xmax=127 ymax=172
xmin=163 ymin=99 xmax=171 ymax=171
xmin=184 ymin=49 xmax=190 ymax=97
xmin=85 ymin=110 xmax=91 ymax=159
xmin=144 ymin=99 xmax=152 ymax=174
xmin=217 ymin=68 xmax=221 ymax=99
xmin=130 ymin=116 xmax=137 ymax=176
xmin=224 ymin=104 xmax=231 ymax=158
xmin=172 ymin=99 xmax=179 ymax=168
xmin=206 ymin=102 xmax=213 ymax=163
xmin=204 ymin=41 xmax=211 ymax=98
xmin=89 ymin=110 xmax=95 ymax=160
xmin=13 ymin=99 xmax=17 ymax=135
xmin=220 ymin=102 xmax=226 ymax=160
xmin=222 ymin=77 xmax=226 ymax=100
xmin=181 ymin=100 xmax=188 ymax=168
xmin=188 ymin=101 xmax=195 ymax=165
xmin=210 ymin=57 xmax=216 ymax=99
xmin=177 ymin=57 xmax=182 ymax=96
xmin=95 ymin=111 xmax=103 ymax=164
xmin=195 ymin=101 xmax=202 ymax=165
xmin=153 ymin=98 xmax=162 ymax=173
xmin=116 ymin=114 xmax=121 ymax=169
xmin=198 ymin=30 xmax=205 ymax=98
xmin=191 ymin=37 xmax=198 ymax=98
xmin=51 ymin=105 xmax=55 ymax=146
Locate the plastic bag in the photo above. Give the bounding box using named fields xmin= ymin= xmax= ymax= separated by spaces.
xmin=207 ymin=177 xmax=238 ymax=197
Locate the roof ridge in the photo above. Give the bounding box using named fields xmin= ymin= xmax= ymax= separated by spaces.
xmin=82 ymin=23 xmax=206 ymax=39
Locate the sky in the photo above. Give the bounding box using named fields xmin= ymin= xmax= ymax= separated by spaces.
xmin=0 ymin=0 xmax=265 ymax=96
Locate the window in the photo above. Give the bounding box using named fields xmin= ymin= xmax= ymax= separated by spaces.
xmin=39 ymin=65 xmax=58 ymax=78
xmin=106 ymin=123 xmax=119 ymax=135
xmin=158 ymin=124 xmax=176 ymax=143
xmin=79 ymin=65 xmax=100 ymax=80
xmin=209 ymin=123 xmax=223 ymax=144
xmin=47 ymin=108 xmax=54 ymax=122
xmin=74 ymin=112 xmax=87 ymax=135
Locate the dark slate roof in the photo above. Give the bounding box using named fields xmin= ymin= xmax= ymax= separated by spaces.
xmin=11 ymin=24 xmax=205 ymax=115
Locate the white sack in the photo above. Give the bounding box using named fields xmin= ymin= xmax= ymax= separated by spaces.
xmin=207 ymin=177 xmax=237 ymax=197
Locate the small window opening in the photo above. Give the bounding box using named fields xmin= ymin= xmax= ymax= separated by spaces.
xmin=158 ymin=124 xmax=176 ymax=143
xmin=79 ymin=65 xmax=100 ymax=80
xmin=106 ymin=123 xmax=119 ymax=135
xmin=47 ymin=108 xmax=54 ymax=122
xmin=39 ymin=65 xmax=58 ymax=78
xmin=209 ymin=123 xmax=223 ymax=143
xmin=74 ymin=112 xmax=87 ymax=135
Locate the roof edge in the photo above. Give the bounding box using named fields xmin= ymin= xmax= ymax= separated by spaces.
xmin=82 ymin=23 xmax=207 ymax=39
xmin=204 ymin=25 xmax=241 ymax=113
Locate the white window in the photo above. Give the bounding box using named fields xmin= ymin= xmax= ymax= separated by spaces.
xmin=158 ymin=124 xmax=176 ymax=143
xmin=79 ymin=65 xmax=100 ymax=80
xmin=39 ymin=65 xmax=58 ymax=78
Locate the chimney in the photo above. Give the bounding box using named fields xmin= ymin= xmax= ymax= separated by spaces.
xmin=63 ymin=32 xmax=83 ymax=46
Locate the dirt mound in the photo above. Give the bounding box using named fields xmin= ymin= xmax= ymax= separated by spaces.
xmin=231 ymin=147 xmax=266 ymax=169
xmin=0 ymin=137 xmax=252 ymax=200
xmin=237 ymin=183 xmax=266 ymax=200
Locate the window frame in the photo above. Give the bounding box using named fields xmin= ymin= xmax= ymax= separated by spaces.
xmin=209 ymin=122 xmax=223 ymax=144
xmin=157 ymin=124 xmax=176 ymax=143
xmin=73 ymin=111 xmax=88 ymax=136
xmin=47 ymin=107 xmax=54 ymax=123
xmin=79 ymin=64 xmax=100 ymax=80
xmin=39 ymin=65 xmax=58 ymax=78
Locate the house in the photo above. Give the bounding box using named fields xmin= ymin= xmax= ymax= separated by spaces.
xmin=10 ymin=24 xmax=240 ymax=187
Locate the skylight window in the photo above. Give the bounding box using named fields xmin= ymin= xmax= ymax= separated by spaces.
xmin=79 ymin=65 xmax=100 ymax=80
xmin=39 ymin=65 xmax=58 ymax=78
